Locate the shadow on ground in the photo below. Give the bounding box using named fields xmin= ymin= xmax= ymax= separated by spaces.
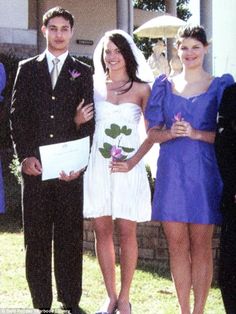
xmin=0 ymin=210 xmax=22 ymax=233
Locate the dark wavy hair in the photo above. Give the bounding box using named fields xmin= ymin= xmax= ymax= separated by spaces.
xmin=43 ymin=6 xmax=74 ymax=29
xmin=176 ymin=24 xmax=209 ymax=47
xmin=101 ymin=32 xmax=145 ymax=89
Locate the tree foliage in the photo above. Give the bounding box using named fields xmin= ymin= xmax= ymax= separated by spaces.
xmin=133 ymin=0 xmax=191 ymax=20
xmin=133 ymin=0 xmax=191 ymax=58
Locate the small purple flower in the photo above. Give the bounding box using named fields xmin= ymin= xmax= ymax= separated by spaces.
xmin=69 ymin=69 xmax=81 ymax=80
xmin=110 ymin=146 xmax=123 ymax=160
xmin=173 ymin=112 xmax=183 ymax=122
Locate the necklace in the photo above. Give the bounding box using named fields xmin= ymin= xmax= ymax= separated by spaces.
xmin=107 ymin=79 xmax=131 ymax=95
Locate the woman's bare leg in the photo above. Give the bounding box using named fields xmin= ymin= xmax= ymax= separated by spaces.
xmin=116 ymin=219 xmax=137 ymax=314
xmin=189 ymin=224 xmax=214 ymax=314
xmin=163 ymin=222 xmax=191 ymax=314
xmin=93 ymin=216 xmax=118 ymax=312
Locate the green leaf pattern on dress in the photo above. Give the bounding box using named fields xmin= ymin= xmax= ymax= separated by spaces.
xmin=99 ymin=123 xmax=135 ymax=159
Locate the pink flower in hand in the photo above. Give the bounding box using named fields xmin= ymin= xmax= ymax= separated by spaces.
xmin=173 ymin=112 xmax=183 ymax=122
xmin=69 ymin=69 xmax=81 ymax=80
xmin=110 ymin=146 xmax=123 ymax=161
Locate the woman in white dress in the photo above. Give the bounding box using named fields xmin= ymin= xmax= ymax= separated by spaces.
xmin=82 ymin=30 xmax=153 ymax=314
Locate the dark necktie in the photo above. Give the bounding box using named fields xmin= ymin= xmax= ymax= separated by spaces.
xmin=51 ymin=58 xmax=60 ymax=89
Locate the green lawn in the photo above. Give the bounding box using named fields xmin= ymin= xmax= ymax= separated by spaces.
xmin=0 ymin=216 xmax=225 ymax=314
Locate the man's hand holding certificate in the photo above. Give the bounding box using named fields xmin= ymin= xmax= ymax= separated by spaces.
xmin=39 ymin=136 xmax=90 ymax=181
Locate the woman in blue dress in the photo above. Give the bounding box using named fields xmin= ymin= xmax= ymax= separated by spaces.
xmin=0 ymin=62 xmax=6 ymax=214
xmin=111 ymin=25 xmax=234 ymax=313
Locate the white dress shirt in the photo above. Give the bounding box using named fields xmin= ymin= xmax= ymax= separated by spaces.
xmin=45 ymin=49 xmax=69 ymax=75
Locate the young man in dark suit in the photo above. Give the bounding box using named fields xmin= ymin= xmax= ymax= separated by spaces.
xmin=215 ymin=83 xmax=236 ymax=314
xmin=10 ymin=7 xmax=94 ymax=314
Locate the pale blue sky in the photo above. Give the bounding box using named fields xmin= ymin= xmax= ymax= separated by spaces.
xmin=187 ymin=0 xmax=200 ymax=23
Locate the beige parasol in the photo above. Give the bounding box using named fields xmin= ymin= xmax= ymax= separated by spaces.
xmin=133 ymin=14 xmax=186 ymax=38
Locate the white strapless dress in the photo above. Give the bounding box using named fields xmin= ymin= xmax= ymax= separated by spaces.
xmin=83 ymin=100 xmax=151 ymax=222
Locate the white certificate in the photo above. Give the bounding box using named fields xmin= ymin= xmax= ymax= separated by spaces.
xmin=39 ymin=137 xmax=90 ymax=181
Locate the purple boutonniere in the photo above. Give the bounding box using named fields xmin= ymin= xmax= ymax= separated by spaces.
xmin=69 ymin=69 xmax=81 ymax=81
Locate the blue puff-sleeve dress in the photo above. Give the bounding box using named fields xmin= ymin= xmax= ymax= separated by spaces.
xmin=145 ymin=74 xmax=234 ymax=224
xmin=0 ymin=63 xmax=6 ymax=214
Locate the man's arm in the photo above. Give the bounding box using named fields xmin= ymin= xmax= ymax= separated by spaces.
xmin=11 ymin=60 xmax=41 ymax=175
xmin=215 ymin=85 xmax=236 ymax=202
xmin=75 ymin=64 xmax=95 ymax=141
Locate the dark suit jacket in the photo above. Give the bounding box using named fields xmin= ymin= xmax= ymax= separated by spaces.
xmin=215 ymin=83 xmax=236 ymax=213
xmin=10 ymin=52 xmax=95 ymax=165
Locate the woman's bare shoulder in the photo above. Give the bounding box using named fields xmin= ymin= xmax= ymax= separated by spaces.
xmin=133 ymin=81 xmax=151 ymax=94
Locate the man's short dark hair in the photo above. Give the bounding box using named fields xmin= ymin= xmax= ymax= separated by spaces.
xmin=43 ymin=6 xmax=74 ymax=28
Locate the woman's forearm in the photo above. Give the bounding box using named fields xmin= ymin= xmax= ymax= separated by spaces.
xmin=133 ymin=126 xmax=172 ymax=163
xmin=110 ymin=126 xmax=173 ymax=172
xmin=130 ymin=136 xmax=154 ymax=167
xmin=190 ymin=129 xmax=216 ymax=143
xmin=149 ymin=127 xmax=173 ymax=143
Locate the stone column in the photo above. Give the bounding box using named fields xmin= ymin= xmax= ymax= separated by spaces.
xmin=200 ymin=0 xmax=212 ymax=74
xmin=116 ymin=0 xmax=133 ymax=35
xmin=165 ymin=0 xmax=177 ymax=16
xmin=165 ymin=0 xmax=177 ymax=61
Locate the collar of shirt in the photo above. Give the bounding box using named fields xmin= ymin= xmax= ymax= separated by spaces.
xmin=45 ymin=49 xmax=69 ymax=74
